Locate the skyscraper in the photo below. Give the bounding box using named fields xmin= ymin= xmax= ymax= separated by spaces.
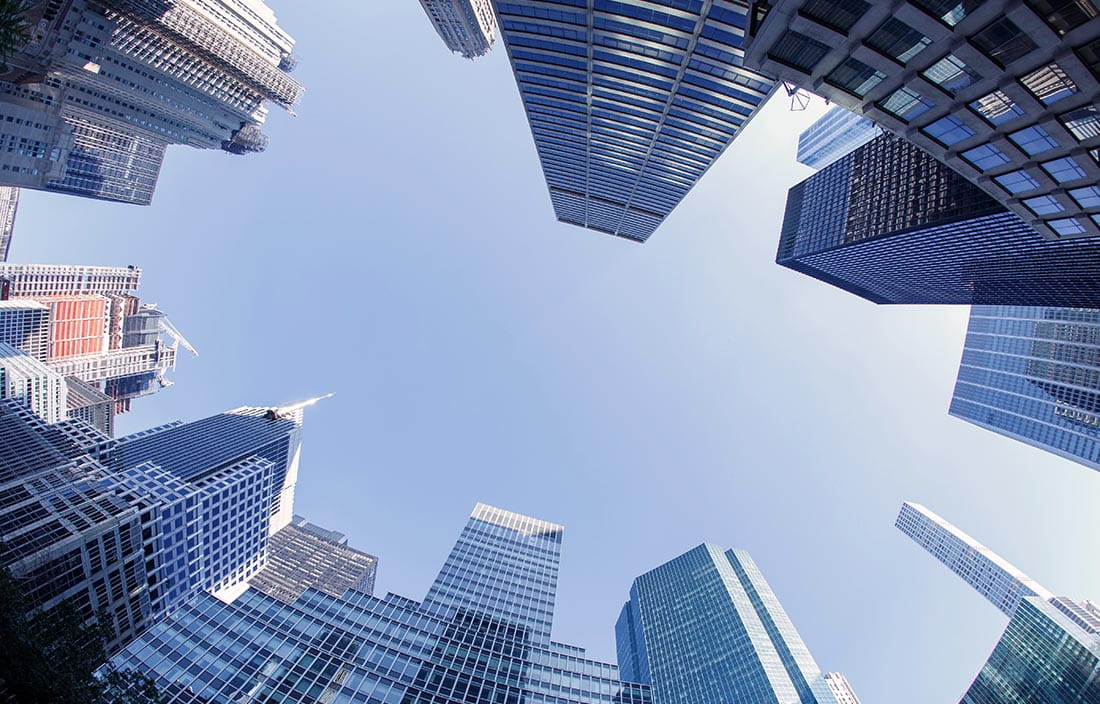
xmin=616 ymin=543 xmax=855 ymax=704
xmin=0 ymin=262 xmax=191 ymax=423
xmin=248 ymin=514 xmax=378 ymax=604
xmin=743 ymin=0 xmax=1100 ymax=240
xmin=418 ymin=0 xmax=496 ymax=58
xmin=0 ymin=186 xmax=19 ymax=261
xmin=494 ymin=1 xmax=778 ymax=241
xmin=895 ymin=502 xmax=1055 ymax=616
xmin=0 ymin=0 xmax=302 ymax=204
xmin=950 ymin=306 xmax=1100 ymax=472
xmin=0 ymin=341 xmax=66 ymax=423
xmin=821 ymin=672 xmax=862 ymax=704
xmin=65 ymin=374 xmax=115 ymax=435
xmin=777 ymin=134 xmax=1100 ymax=305
xmin=0 ymin=395 xmax=321 ymax=653
xmin=108 ymin=503 xmax=652 ymax=704
xmin=961 ymin=596 xmax=1100 ymax=704
xmin=797 ymin=106 xmax=881 ymax=170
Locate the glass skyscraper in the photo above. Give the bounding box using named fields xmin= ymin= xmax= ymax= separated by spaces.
xmin=109 ymin=503 xmax=651 ymax=704
xmin=615 ymin=543 xmax=854 ymax=704
xmin=961 ymin=596 xmax=1100 ymax=704
xmin=950 ymin=306 xmax=1100 ymax=472
xmin=494 ymin=0 xmax=778 ymax=242
xmin=777 ymin=135 xmax=1100 ymax=305
xmin=796 ymin=106 xmax=881 ymax=170
xmin=895 ymin=502 xmax=1054 ymax=617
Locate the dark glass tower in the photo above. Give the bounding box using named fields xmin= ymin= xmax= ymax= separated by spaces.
xmin=616 ymin=544 xmax=855 ymax=704
xmin=108 ymin=504 xmax=652 ymax=704
xmin=495 ymin=0 xmax=778 ymax=241
xmin=777 ymin=135 xmax=1100 ymax=305
xmin=950 ymin=306 xmax=1100 ymax=472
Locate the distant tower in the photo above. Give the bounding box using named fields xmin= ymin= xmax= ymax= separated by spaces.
xmin=797 ymin=106 xmax=881 ymax=170
xmin=0 ymin=341 xmax=66 ymax=423
xmin=417 ymin=0 xmax=496 ymax=58
xmin=616 ymin=544 xmax=856 ymax=703
xmin=0 ymin=187 xmax=19 ymax=261
xmin=896 ymin=502 xmax=1054 ymax=617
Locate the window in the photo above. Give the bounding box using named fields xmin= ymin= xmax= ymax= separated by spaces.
xmin=1026 ymin=0 xmax=1099 ymax=36
xmin=1021 ymin=63 xmax=1078 ymax=104
xmin=971 ymin=18 xmax=1038 ymax=66
xmin=962 ymin=143 xmax=1011 ymax=169
xmin=1059 ymin=105 xmax=1100 ymax=142
xmin=923 ymin=54 xmax=983 ymax=94
xmin=1079 ymin=38 xmax=1100 ymax=79
xmin=913 ymin=0 xmax=984 ymax=26
xmin=1069 ymin=186 xmax=1100 ymax=208
xmin=1009 ymin=124 xmax=1060 ymax=155
xmin=866 ymin=18 xmax=932 ymax=63
xmin=878 ymin=86 xmax=935 ymax=120
xmin=1023 ymin=195 xmax=1064 ymax=215
xmin=826 ymin=58 xmax=886 ymax=96
xmin=970 ymin=90 xmax=1025 ymax=125
xmin=1041 ymin=156 xmax=1087 ymax=183
xmin=767 ymin=31 xmax=830 ymax=73
xmin=995 ymin=169 xmax=1040 ymax=194
xmin=1047 ymin=217 xmax=1087 ymax=235
xmin=924 ymin=114 xmax=976 ymax=145
xmin=800 ymin=0 xmax=870 ymax=31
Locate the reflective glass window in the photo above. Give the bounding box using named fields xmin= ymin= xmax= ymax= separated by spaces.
xmin=970 ymin=90 xmax=1026 ymax=125
xmin=971 ymin=18 xmax=1038 ymax=66
xmin=826 ymin=58 xmax=886 ymax=96
xmin=1059 ymin=105 xmax=1100 ymax=142
xmin=924 ymin=114 xmax=977 ymax=145
xmin=1041 ymin=156 xmax=1087 ymax=183
xmin=1009 ymin=125 xmax=1060 ymax=155
xmin=1047 ymin=217 xmax=1087 ymax=235
xmin=1025 ymin=0 xmax=1099 ymax=35
xmin=1079 ymin=38 xmax=1100 ymax=78
xmin=913 ymin=0 xmax=985 ymax=26
xmin=994 ymin=169 xmax=1040 ymax=194
xmin=923 ymin=54 xmax=983 ymax=94
xmin=866 ymin=18 xmax=932 ymax=63
xmin=800 ymin=0 xmax=870 ymax=31
xmin=767 ymin=30 xmax=830 ymax=73
xmin=962 ymin=142 xmax=1011 ymax=169
xmin=1023 ymin=195 xmax=1064 ymax=215
xmin=1069 ymin=185 xmax=1100 ymax=208
xmin=1021 ymin=63 xmax=1078 ymax=104
xmin=878 ymin=86 xmax=935 ymax=120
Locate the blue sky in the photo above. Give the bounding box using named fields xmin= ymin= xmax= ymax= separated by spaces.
xmin=11 ymin=2 xmax=1100 ymax=702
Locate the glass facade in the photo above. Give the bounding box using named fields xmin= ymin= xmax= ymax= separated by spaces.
xmin=777 ymin=136 xmax=1100 ymax=305
xmin=796 ymin=106 xmax=881 ymax=170
xmin=496 ymin=0 xmax=778 ymax=241
xmin=615 ymin=543 xmax=853 ymax=704
xmin=108 ymin=503 xmax=652 ymax=704
xmin=895 ymin=502 xmax=1054 ymax=616
xmin=950 ymin=306 xmax=1100 ymax=472
xmin=960 ymin=597 xmax=1100 ymax=703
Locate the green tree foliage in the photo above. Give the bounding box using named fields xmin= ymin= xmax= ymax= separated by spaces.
xmin=0 ymin=0 xmax=32 ymax=67
xmin=0 ymin=567 xmax=163 ymax=704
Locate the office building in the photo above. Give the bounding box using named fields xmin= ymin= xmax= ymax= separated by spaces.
xmin=616 ymin=543 xmax=854 ymax=704
xmin=65 ymin=374 xmax=114 ymax=435
xmin=0 ymin=0 xmax=302 ymax=204
xmin=0 ymin=262 xmax=191 ymax=422
xmin=797 ymin=105 xmax=881 ymax=169
xmin=495 ymin=1 xmax=778 ymax=241
xmin=896 ymin=502 xmax=1055 ymax=616
xmin=0 ymin=395 xmax=324 ymax=653
xmin=743 ymin=0 xmax=1100 ymax=240
xmin=0 ymin=341 xmax=65 ymax=423
xmin=777 ymin=134 xmax=1100 ymax=305
xmin=418 ymin=0 xmax=496 ymax=58
xmin=962 ymin=596 xmax=1100 ymax=703
xmin=0 ymin=186 xmax=19 ymax=261
xmin=0 ymin=299 xmax=49 ymax=361
xmin=950 ymin=306 xmax=1100 ymax=472
xmin=248 ymin=515 xmax=378 ymax=604
xmin=822 ymin=672 xmax=861 ymax=704
xmin=109 ymin=503 xmax=652 ymax=704
xmin=0 ymin=263 xmax=140 ymax=298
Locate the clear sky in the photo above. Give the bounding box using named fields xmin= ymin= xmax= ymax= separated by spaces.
xmin=10 ymin=2 xmax=1100 ymax=702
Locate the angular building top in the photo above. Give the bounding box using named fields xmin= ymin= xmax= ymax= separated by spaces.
xmin=616 ymin=543 xmax=855 ymax=704
xmin=896 ymin=502 xmax=1055 ymax=617
xmin=495 ymin=0 xmax=778 ymax=241
xmin=744 ymin=0 xmax=1100 ymax=240
xmin=777 ymin=134 xmax=1100 ymax=305
xmin=418 ymin=0 xmax=497 ymax=58
xmin=960 ymin=596 xmax=1100 ymax=703
xmin=248 ymin=515 xmax=378 ymax=604
xmin=951 ymin=306 xmax=1100 ymax=473
xmin=0 ymin=263 xmax=141 ymax=298
xmin=797 ymin=105 xmax=881 ymax=169
xmin=109 ymin=503 xmax=652 ymax=704
xmin=0 ymin=187 xmax=18 ymax=262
